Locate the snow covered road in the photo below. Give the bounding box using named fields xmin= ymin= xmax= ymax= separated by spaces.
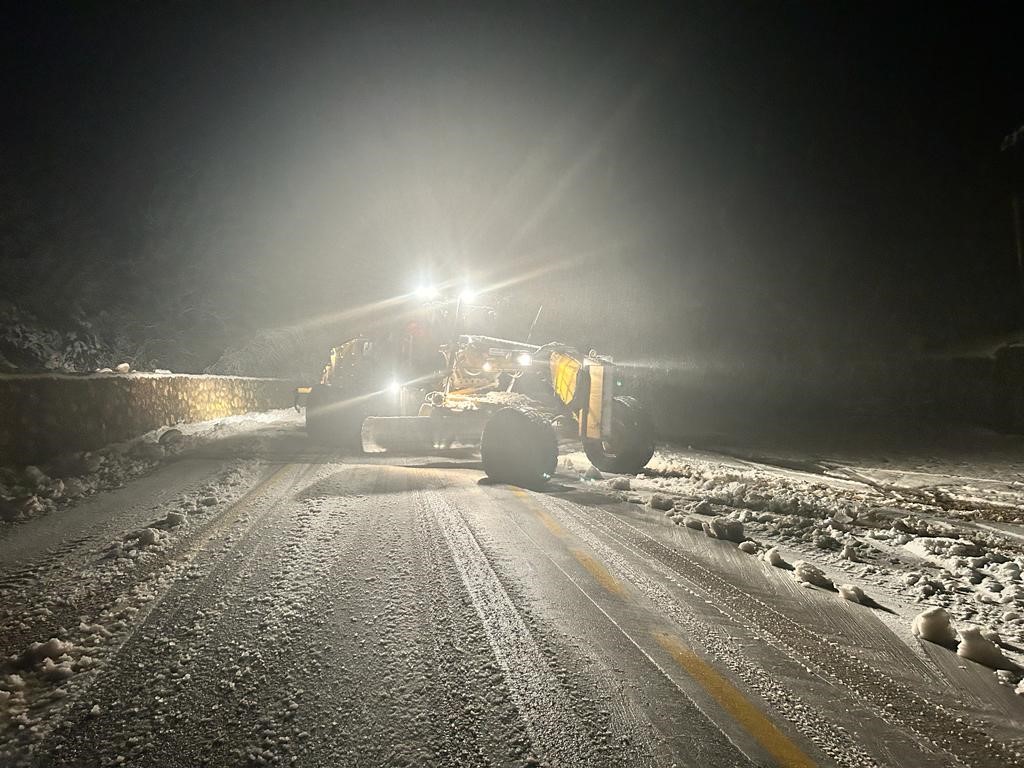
xmin=1 ymin=416 xmax=1022 ymax=766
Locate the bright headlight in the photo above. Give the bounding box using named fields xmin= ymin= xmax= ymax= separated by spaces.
xmin=515 ymin=353 xmax=533 ymax=367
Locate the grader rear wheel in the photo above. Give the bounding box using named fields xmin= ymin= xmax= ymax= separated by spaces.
xmin=481 ymin=408 xmax=557 ymax=489
xmin=582 ymin=395 xmax=654 ymax=474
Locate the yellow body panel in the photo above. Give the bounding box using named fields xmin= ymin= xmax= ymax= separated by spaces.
xmin=586 ymin=364 xmax=604 ymax=440
xmin=550 ymin=351 xmax=581 ymax=407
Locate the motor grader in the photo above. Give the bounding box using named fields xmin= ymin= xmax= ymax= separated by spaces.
xmin=303 ymin=303 xmax=654 ymax=487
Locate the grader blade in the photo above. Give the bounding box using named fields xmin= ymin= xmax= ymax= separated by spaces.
xmin=361 ymin=416 xmax=483 ymax=454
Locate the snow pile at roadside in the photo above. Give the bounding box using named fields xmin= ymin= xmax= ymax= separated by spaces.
xmin=0 ymin=636 xmax=102 ymax=733
xmin=0 ymin=459 xmax=263 ymax=750
xmin=0 ymin=409 xmax=299 ymax=524
xmin=1 ymin=630 xmax=105 ymax=736
xmin=569 ymin=446 xmax=1024 ymax=679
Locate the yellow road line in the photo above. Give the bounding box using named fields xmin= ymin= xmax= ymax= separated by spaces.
xmin=513 ymin=489 xmax=625 ymax=597
xmin=509 ymin=486 xmax=816 ymax=766
xmin=536 ymin=507 xmax=569 ymax=538
xmin=654 ymin=632 xmax=817 ymax=768
xmin=513 ymin=489 xmax=567 ymax=536
xmin=570 ymin=548 xmax=627 ymax=596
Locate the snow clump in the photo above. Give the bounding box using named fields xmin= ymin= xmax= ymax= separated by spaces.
xmin=911 ymin=607 xmax=957 ymax=646
xmin=957 ymin=626 xmax=1017 ymax=670
xmin=761 ymin=547 xmax=791 ymax=569
xmin=649 ymin=493 xmax=675 ymax=512
xmin=161 ymin=511 xmax=187 ymax=527
xmin=39 ymin=657 xmax=75 ymax=681
xmin=837 ymin=584 xmax=865 ymax=604
xmin=703 ymin=517 xmax=745 ymax=543
xmin=138 ymin=527 xmax=162 ymax=547
xmin=158 ymin=428 xmax=184 ymax=447
xmin=19 ymin=638 xmax=74 ymax=666
xmin=792 ymin=560 xmax=834 ymax=590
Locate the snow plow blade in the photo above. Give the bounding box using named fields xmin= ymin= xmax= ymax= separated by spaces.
xmin=361 ymin=416 xmax=482 ymax=454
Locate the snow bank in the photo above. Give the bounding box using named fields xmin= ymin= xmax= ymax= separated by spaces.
xmin=1 ymin=409 xmax=298 ymax=524
xmin=585 ymin=444 xmax=1024 ymax=669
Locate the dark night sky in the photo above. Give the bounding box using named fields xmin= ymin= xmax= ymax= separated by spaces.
xmin=2 ymin=1 xmax=1022 ymax=369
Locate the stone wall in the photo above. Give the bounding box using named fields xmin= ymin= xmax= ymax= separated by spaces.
xmin=0 ymin=373 xmax=296 ymax=466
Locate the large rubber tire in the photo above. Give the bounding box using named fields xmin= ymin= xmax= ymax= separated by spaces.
xmin=582 ymin=395 xmax=655 ymax=474
xmin=305 ymin=384 xmax=364 ymax=452
xmin=481 ymin=408 xmax=557 ymax=489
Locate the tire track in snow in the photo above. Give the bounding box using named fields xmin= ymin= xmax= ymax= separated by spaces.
xmin=300 ymin=465 xmax=534 ymax=766
xmin=422 ymin=487 xmax=600 ymax=767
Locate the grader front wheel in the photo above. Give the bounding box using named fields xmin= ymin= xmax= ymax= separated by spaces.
xmin=480 ymin=408 xmax=557 ymax=489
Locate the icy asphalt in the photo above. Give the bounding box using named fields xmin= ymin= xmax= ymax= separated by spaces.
xmin=1 ymin=415 xmax=1022 ymax=767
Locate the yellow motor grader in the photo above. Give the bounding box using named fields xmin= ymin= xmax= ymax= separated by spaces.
xmin=304 ymin=309 xmax=654 ymax=487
